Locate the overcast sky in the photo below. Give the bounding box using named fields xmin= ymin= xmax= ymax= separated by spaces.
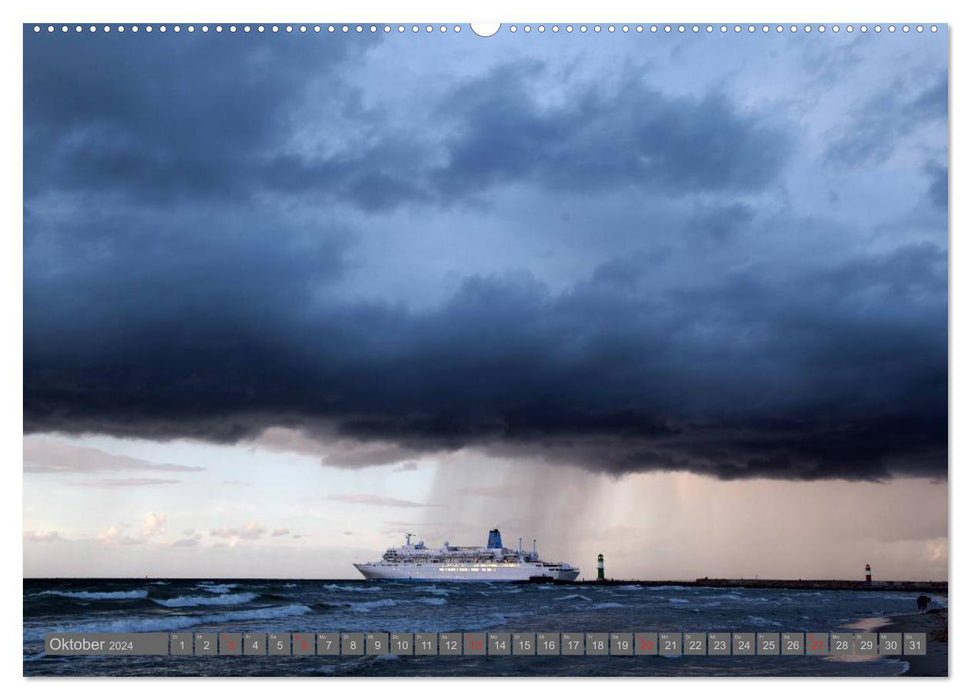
xmin=23 ymin=26 xmax=947 ymax=579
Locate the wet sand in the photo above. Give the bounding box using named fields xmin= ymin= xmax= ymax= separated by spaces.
xmin=878 ymin=608 xmax=948 ymax=677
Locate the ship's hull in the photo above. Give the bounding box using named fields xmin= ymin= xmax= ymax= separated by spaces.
xmin=354 ymin=561 xmax=580 ymax=582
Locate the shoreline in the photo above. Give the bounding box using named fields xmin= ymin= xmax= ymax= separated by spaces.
xmin=873 ymin=608 xmax=948 ymax=677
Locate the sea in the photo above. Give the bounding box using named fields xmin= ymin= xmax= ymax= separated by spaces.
xmin=23 ymin=579 xmax=946 ymax=677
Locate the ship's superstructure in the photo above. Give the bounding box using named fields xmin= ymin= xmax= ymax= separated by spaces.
xmin=353 ymin=529 xmax=580 ymax=582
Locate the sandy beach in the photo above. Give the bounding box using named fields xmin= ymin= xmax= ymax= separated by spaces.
xmin=878 ymin=608 xmax=948 ymax=677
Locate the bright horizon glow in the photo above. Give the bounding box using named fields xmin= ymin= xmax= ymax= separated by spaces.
xmin=23 ymin=432 xmax=947 ymax=580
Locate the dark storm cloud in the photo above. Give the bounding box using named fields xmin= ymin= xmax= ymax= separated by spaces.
xmin=926 ymin=161 xmax=948 ymax=209
xmin=25 ymin=34 xmax=791 ymax=212
xmin=432 ymin=64 xmax=791 ymax=198
xmin=825 ymin=70 xmax=947 ymax=167
xmin=24 ymin=222 xmax=947 ymax=481
xmin=24 ymin=29 xmax=384 ymax=207
xmin=685 ymin=204 xmax=755 ymax=241
xmin=22 ymin=31 xmax=947 ymax=482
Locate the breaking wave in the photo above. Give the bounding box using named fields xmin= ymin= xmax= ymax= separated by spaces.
xmin=747 ymin=615 xmax=783 ymax=627
xmin=23 ymin=603 xmax=312 ymax=643
xmin=35 ymin=589 xmax=148 ymax=601
xmin=413 ymin=585 xmax=450 ymax=596
xmin=341 ymin=599 xmax=398 ymax=613
xmin=324 ymin=584 xmax=380 ymax=593
xmin=481 ymin=610 xmax=536 ymax=628
xmin=417 ymin=597 xmax=447 ymax=606
xmin=152 ymin=592 xmax=260 ymax=608
xmin=340 ymin=597 xmax=450 ymax=612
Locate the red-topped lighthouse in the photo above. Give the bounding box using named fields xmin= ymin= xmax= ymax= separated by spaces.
xmin=865 ymin=563 xmax=872 ymax=584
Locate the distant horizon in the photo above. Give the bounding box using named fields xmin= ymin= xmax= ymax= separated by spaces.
xmin=22 ymin=576 xmax=950 ymax=583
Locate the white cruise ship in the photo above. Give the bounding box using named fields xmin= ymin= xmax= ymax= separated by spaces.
xmin=353 ymin=529 xmax=580 ymax=582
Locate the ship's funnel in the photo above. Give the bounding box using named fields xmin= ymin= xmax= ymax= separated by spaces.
xmin=487 ymin=529 xmax=503 ymax=549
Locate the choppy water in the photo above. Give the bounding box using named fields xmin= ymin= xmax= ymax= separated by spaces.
xmin=24 ymin=579 xmax=945 ymax=676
